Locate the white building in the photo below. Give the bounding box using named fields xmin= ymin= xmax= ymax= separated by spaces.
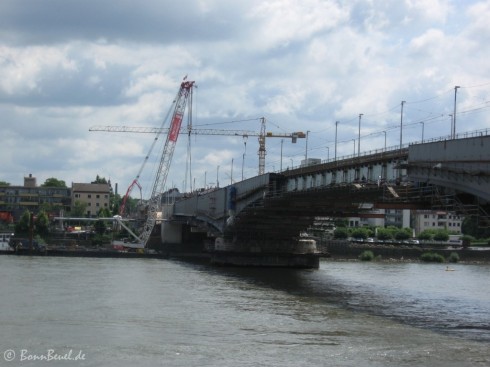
xmin=412 ymin=210 xmax=463 ymax=235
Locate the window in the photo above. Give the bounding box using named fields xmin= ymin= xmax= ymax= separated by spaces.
xmin=96 ymin=194 xmax=100 ymax=199
xmin=88 ymin=194 xmax=92 ymax=199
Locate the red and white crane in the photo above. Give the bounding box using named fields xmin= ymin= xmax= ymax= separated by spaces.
xmin=113 ymin=78 xmax=195 ymax=248
xmin=137 ymin=78 xmax=195 ymax=247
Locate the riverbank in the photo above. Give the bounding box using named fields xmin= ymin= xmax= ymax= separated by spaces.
xmin=323 ymin=240 xmax=490 ymax=264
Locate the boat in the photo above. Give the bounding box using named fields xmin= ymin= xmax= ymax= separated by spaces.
xmin=209 ymin=236 xmax=320 ymax=268
xmin=0 ymin=232 xmax=14 ymax=252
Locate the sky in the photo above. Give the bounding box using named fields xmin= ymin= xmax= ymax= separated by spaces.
xmin=1 ymin=0 xmax=489 ymax=197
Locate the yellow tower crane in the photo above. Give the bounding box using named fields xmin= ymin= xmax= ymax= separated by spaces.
xmin=89 ymin=117 xmax=305 ymax=176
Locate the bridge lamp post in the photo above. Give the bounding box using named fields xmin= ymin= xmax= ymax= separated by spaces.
xmin=230 ymin=158 xmax=234 ymax=185
xmin=449 ymin=114 xmax=453 ymax=138
xmin=352 ymin=139 xmax=356 ymax=156
xmin=326 ymin=146 xmax=329 ymax=161
xmin=217 ymin=165 xmax=220 ymax=188
xmin=290 ymin=158 xmax=293 ymax=169
xmin=305 ymin=131 xmax=310 ymax=162
xmin=335 ymin=121 xmax=339 ymax=161
xmin=280 ymin=139 xmax=283 ymax=171
xmin=382 ymin=131 xmax=387 ymax=150
xmin=419 ymin=122 xmax=425 ymax=142
xmin=358 ymin=114 xmax=363 ymax=157
xmin=453 ymin=86 xmax=460 ymax=139
xmin=242 ymin=137 xmax=247 ymax=181
xmin=400 ymin=101 xmax=406 ymax=152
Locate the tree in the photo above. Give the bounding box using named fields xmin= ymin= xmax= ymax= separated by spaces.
xmin=394 ymin=228 xmax=411 ymax=241
xmin=94 ymin=220 xmax=107 ymax=235
xmin=434 ymin=229 xmax=449 ymax=242
xmin=110 ymin=193 xmax=122 ymax=215
xmin=418 ymin=230 xmax=433 ymax=241
xmin=92 ymin=175 xmax=108 ymax=184
xmin=0 ymin=181 xmax=10 ymax=186
xmin=98 ymin=208 xmax=112 ymax=218
xmin=35 ymin=211 xmax=50 ymax=235
xmin=351 ymin=228 xmax=369 ymax=240
xmin=376 ymin=228 xmax=393 ymax=241
xmin=72 ymin=200 xmax=88 ymax=217
xmin=462 ymin=216 xmax=490 ymax=239
xmin=42 ymin=177 xmax=67 ymax=188
xmin=15 ymin=210 xmax=32 ymax=233
xmin=333 ymin=227 xmax=349 ymax=239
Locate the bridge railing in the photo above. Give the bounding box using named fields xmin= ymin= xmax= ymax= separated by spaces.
xmin=276 ymin=128 xmax=490 ymax=173
xmin=409 ymin=127 xmax=490 ymax=146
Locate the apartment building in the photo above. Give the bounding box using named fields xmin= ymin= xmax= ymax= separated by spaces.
xmin=0 ymin=174 xmax=71 ymax=221
xmin=71 ymin=183 xmax=111 ymax=218
xmin=412 ymin=210 xmax=463 ymax=234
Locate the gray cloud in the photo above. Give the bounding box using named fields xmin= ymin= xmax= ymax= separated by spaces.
xmin=0 ymin=0 xmax=245 ymax=45
xmin=0 ymin=0 xmax=488 ymax=191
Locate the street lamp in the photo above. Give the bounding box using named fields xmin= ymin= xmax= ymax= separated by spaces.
xmin=326 ymin=146 xmax=329 ymax=161
xmin=449 ymin=114 xmax=453 ymax=137
xmin=352 ymin=139 xmax=356 ymax=156
xmin=335 ymin=121 xmax=339 ymax=160
xmin=216 ymin=165 xmax=220 ymax=188
xmin=230 ymin=158 xmax=233 ymax=185
xmin=241 ymin=137 xmax=247 ymax=180
xmin=419 ymin=121 xmax=425 ymax=142
xmin=453 ymin=86 xmax=460 ymax=139
xmin=382 ymin=131 xmax=387 ymax=150
xmin=305 ymin=130 xmax=310 ymax=162
xmin=280 ymin=139 xmax=283 ymax=171
xmin=400 ymin=100 xmax=405 ymax=152
xmin=358 ymin=114 xmax=363 ymax=157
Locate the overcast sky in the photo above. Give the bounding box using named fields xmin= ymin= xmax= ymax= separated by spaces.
xmin=1 ymin=0 xmax=489 ymax=196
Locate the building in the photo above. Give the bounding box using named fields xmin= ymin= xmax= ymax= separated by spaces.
xmin=412 ymin=210 xmax=463 ymax=235
xmin=347 ymin=207 xmax=462 ymax=235
xmin=72 ymin=182 xmax=111 ymax=217
xmin=0 ymin=174 xmax=71 ymax=222
xmin=384 ymin=208 xmax=411 ymax=228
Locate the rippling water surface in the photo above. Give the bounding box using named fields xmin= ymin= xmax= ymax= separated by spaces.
xmin=0 ymin=256 xmax=489 ymax=366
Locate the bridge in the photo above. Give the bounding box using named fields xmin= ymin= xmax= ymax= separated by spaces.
xmin=161 ymin=130 xmax=490 ymax=247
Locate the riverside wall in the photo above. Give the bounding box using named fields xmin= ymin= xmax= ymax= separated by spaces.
xmin=322 ymin=240 xmax=490 ymax=262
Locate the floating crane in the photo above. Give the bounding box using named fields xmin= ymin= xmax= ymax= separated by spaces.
xmin=90 ymin=117 xmax=306 ymax=176
xmin=112 ymin=78 xmax=195 ymax=248
xmin=138 ymin=78 xmax=195 ymax=248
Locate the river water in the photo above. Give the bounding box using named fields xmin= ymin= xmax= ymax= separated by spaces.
xmin=0 ymin=256 xmax=488 ymax=367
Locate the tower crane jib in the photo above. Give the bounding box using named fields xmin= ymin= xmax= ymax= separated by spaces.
xmin=90 ymin=119 xmax=305 ymax=176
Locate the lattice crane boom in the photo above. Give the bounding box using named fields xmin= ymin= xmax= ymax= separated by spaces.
xmin=138 ymin=79 xmax=195 ymax=247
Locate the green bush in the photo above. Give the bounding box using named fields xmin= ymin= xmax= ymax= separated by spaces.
xmin=420 ymin=252 xmax=445 ymax=263
xmin=92 ymin=234 xmax=112 ymax=247
xmin=447 ymin=252 xmax=460 ymax=263
xmin=359 ymin=250 xmax=375 ymax=261
xmin=333 ymin=227 xmax=349 ymax=239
